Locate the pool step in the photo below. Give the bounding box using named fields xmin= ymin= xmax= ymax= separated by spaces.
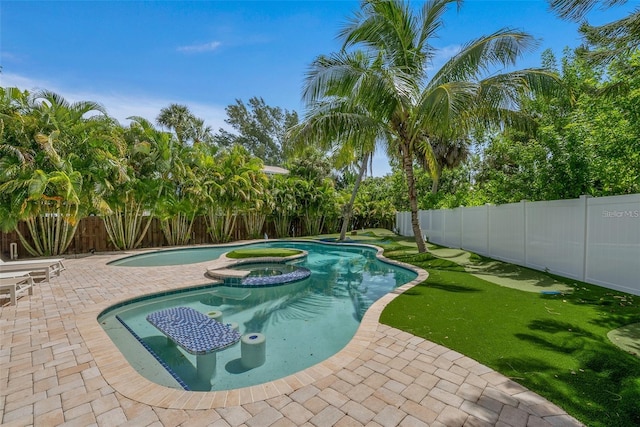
xmin=209 ymin=288 xmax=252 ymax=300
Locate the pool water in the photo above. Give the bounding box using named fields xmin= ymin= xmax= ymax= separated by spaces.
xmin=108 ymin=244 xmax=246 ymax=267
xmin=99 ymin=241 xmax=417 ymax=392
xmin=243 ymin=264 xmax=293 ymax=278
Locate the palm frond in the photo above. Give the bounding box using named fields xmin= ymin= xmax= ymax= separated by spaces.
xmin=478 ymin=69 xmax=560 ymax=110
xmin=578 ymin=9 xmax=640 ymax=64
xmin=293 ymin=98 xmax=382 ymax=146
xmin=243 ymin=291 xmax=333 ymax=332
xmin=415 ymin=81 xmax=477 ymax=135
xmin=0 ymin=142 xmax=27 ymax=166
xmin=417 ymin=0 xmax=459 ymax=65
xmin=429 ymin=28 xmax=540 ymax=87
xmin=31 ymin=90 xmax=71 ymax=110
xmin=548 ymin=0 xmax=628 ymax=21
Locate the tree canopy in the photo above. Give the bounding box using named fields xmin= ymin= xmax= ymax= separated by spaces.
xmin=2 ymin=0 xmax=639 ymax=256
xmin=214 ymin=97 xmax=298 ymax=166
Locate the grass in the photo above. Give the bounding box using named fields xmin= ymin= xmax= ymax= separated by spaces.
xmin=376 ymin=244 xmax=640 ymax=427
xmin=317 ymin=229 xmax=640 ymax=426
xmin=225 ymin=247 xmax=302 ymax=259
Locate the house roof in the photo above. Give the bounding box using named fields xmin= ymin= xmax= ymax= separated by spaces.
xmin=262 ymin=165 xmax=289 ymax=175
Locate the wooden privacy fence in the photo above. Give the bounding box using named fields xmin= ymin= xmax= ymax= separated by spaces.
xmin=396 ymin=193 xmax=640 ymax=296
xmin=0 ymin=216 xmax=302 ymax=259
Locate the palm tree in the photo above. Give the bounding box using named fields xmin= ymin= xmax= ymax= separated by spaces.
xmin=123 ymin=115 xmax=199 ymax=247
xmin=199 ymin=145 xmax=267 ymax=243
xmin=300 ymin=0 xmax=557 ymax=252
xmin=294 ymin=176 xmax=338 ymax=236
xmin=548 ymin=0 xmax=640 ymax=65
xmin=418 ymin=135 xmax=471 ymax=194
xmin=338 ymin=152 xmax=372 ymax=240
xmin=0 ymin=89 xmax=120 ymax=255
xmin=0 ymin=88 xmax=34 ymax=179
xmin=186 ymin=117 xmax=214 ymax=145
xmin=101 ymin=119 xmax=165 ymax=250
xmin=156 ymin=103 xmax=195 ymax=145
xmin=1 ymin=131 xmax=84 ymax=256
xmin=291 ymin=51 xmax=381 ymax=241
xmin=269 ymin=174 xmax=299 ymax=237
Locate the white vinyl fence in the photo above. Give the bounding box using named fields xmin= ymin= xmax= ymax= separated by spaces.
xmin=396 ymin=194 xmax=640 ymax=295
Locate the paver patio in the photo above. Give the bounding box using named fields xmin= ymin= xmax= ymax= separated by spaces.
xmin=0 ymin=247 xmax=584 ymax=426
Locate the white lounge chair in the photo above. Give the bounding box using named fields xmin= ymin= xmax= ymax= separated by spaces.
xmin=0 ymin=272 xmax=34 ymax=306
xmin=0 ymin=257 xmax=65 ymax=282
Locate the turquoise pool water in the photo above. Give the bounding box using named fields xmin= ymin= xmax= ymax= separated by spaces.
xmin=108 ymin=244 xmax=245 ymax=266
xmin=100 ymin=241 xmax=417 ymax=392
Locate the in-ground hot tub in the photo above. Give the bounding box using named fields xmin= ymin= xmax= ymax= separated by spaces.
xmin=227 ymin=262 xmax=311 ymax=287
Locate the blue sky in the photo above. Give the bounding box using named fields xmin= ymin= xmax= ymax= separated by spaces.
xmin=1 ymin=1 xmax=635 ymax=175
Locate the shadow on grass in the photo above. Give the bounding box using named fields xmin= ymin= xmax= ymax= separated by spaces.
xmin=528 ymin=319 xmax=600 ymax=340
xmin=514 ymin=333 xmax=588 ymax=355
xmin=555 ymin=282 xmax=640 ymax=331
xmin=388 ymin=252 xmax=481 ymax=294
xmin=425 ymin=282 xmax=482 ymax=293
xmin=494 ymin=345 xmax=640 ymax=427
xmin=498 ymin=317 xmax=640 ymax=427
xmin=391 ymin=252 xmax=466 ymax=271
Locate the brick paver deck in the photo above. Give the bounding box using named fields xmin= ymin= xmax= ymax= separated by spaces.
xmin=0 ymin=246 xmax=584 ymax=426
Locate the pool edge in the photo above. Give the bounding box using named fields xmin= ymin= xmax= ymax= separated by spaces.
xmin=76 ymin=243 xmax=428 ymax=410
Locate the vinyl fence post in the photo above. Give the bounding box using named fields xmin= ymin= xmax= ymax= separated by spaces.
xmin=460 ymin=206 xmax=464 ymax=250
xmin=443 ymin=209 xmax=447 ymax=247
xmin=522 ymin=200 xmax=528 ymax=268
xmin=581 ymin=195 xmax=590 ymax=283
xmin=486 ymin=203 xmax=492 ymax=257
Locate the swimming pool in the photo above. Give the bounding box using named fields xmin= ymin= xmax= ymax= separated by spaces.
xmin=99 ymin=241 xmax=417 ymax=392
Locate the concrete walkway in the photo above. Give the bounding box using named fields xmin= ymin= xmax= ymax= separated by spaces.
xmin=0 ymin=249 xmax=584 ymax=426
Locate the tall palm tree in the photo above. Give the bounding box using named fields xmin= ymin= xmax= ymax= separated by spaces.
xmin=292 ymin=50 xmax=384 ymax=240
xmin=337 ymin=152 xmax=371 ymax=240
xmin=300 ymin=0 xmax=557 ymax=252
xmin=156 ymin=103 xmax=195 ymax=145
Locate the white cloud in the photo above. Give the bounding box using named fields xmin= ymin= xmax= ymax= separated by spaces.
xmin=429 ymin=44 xmax=462 ymax=70
xmin=177 ymin=41 xmax=222 ymax=53
xmin=0 ymin=72 xmax=46 ymax=90
xmin=0 ymin=51 xmax=22 ymax=63
xmin=0 ymin=72 xmax=230 ymax=131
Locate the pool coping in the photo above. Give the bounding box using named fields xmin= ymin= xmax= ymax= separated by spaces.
xmin=76 ymin=240 xmax=428 ymax=410
xmin=205 ymin=250 xmax=309 ymax=285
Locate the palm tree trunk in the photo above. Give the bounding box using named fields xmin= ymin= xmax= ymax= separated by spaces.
xmin=401 ymin=142 xmax=427 ymax=253
xmin=339 ymin=153 xmax=369 ymax=241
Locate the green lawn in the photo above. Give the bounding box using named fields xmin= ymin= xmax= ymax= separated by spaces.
xmin=377 ymin=243 xmax=640 ymax=427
